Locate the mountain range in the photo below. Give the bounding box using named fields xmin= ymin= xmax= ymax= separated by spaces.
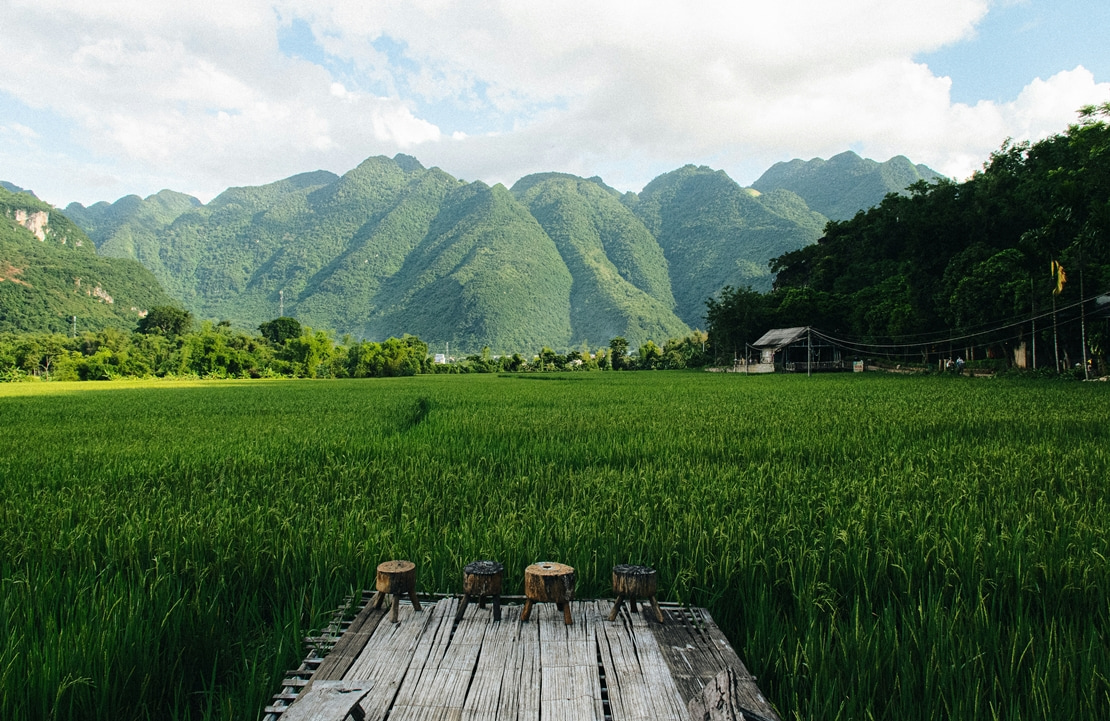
xmin=6 ymin=152 xmax=942 ymax=351
xmin=0 ymin=185 xmax=177 ymax=335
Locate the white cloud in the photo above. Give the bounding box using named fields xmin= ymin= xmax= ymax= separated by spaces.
xmin=1 ymin=123 xmax=40 ymax=142
xmin=0 ymin=0 xmax=1106 ymax=206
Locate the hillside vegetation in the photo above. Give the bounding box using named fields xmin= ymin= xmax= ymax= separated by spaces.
xmin=752 ymin=150 xmax=944 ymax=221
xmin=628 ymin=165 xmax=828 ymax=326
xmin=56 ymin=152 xmax=938 ymax=351
xmin=708 ymin=105 xmax=1110 ymax=374
xmin=0 ymin=187 xmax=177 ymax=334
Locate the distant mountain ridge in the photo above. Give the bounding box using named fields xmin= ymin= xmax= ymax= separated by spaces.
xmin=44 ymin=150 xmax=941 ymax=351
xmin=752 ymin=151 xmax=946 ymax=221
xmin=0 ymin=186 xmax=177 ymax=334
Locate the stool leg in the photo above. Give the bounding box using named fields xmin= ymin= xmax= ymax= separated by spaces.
xmin=521 ymin=599 xmax=534 ymax=622
xmin=455 ymin=593 xmax=471 ymax=622
xmin=493 ymin=594 xmax=502 ymax=622
xmin=649 ymin=595 xmax=664 ymax=623
xmin=409 ymin=588 xmax=422 ymax=612
xmin=372 ymin=591 xmax=385 ymax=610
xmin=563 ymin=601 xmax=573 ymax=626
xmin=630 ymin=596 xmax=639 ymax=613
xmin=608 ymin=595 xmax=625 ymax=621
xmin=390 ymin=592 xmax=401 ymax=624
xmin=478 ymin=594 xmax=487 ymax=609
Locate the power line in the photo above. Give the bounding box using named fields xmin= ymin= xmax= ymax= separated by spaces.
xmin=809 ymin=289 xmax=1106 ymax=352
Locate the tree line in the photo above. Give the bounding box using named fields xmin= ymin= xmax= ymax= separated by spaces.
xmin=706 ymin=104 xmax=1110 ymax=375
xmin=1 ymin=306 xmax=713 ymax=382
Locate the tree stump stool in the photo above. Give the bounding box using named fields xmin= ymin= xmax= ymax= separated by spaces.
xmin=373 ymin=560 xmax=422 ymax=624
xmin=521 ymin=562 xmax=576 ymax=625
xmin=608 ymin=564 xmax=663 ymax=623
xmin=455 ymin=560 xmax=505 ymax=622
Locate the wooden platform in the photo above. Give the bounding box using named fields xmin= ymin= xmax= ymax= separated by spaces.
xmin=263 ymin=593 xmax=779 ymax=721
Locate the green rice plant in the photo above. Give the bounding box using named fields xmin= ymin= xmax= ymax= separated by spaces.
xmin=0 ymin=373 xmax=1107 ymax=720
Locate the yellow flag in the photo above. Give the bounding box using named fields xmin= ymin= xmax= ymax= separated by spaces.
xmin=1051 ymin=260 xmax=1067 ymax=295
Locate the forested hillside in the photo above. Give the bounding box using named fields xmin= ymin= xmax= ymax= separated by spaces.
xmin=752 ymin=151 xmax=944 ymax=221
xmin=48 ymin=150 xmax=940 ymax=352
xmin=512 ymin=173 xmax=689 ymax=344
xmin=708 ymin=105 xmax=1110 ymax=374
xmin=0 ymin=187 xmax=176 ymax=334
xmin=627 ymin=165 xmax=828 ymax=325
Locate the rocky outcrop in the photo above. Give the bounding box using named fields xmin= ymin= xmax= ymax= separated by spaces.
xmin=12 ymin=209 xmax=49 ymax=241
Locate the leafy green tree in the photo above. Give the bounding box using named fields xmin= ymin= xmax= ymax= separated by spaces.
xmin=137 ymin=306 xmax=193 ymax=337
xmin=13 ymin=334 xmax=80 ymax=380
xmin=637 ymin=340 xmax=662 ymax=369
xmin=281 ymin=328 xmax=334 ymax=378
xmin=609 ymin=336 xmax=629 ymax=370
xmin=705 ymin=287 xmax=770 ymax=363
xmin=259 ymin=317 xmax=302 ymax=345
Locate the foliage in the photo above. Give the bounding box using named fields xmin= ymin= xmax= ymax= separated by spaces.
xmin=608 ymin=336 xmax=629 ymax=370
xmin=0 ymin=374 xmax=1107 ymax=721
xmin=136 ymin=305 xmax=193 ymax=337
xmin=347 ymin=335 xmax=428 ymax=377
xmin=0 ymin=187 xmax=178 ymax=335
xmin=710 ymin=108 xmax=1110 ymax=374
xmin=626 ymin=164 xmax=827 ymax=324
xmin=0 ymin=325 xmax=433 ymax=382
xmin=751 ymin=150 xmax=945 ymax=221
xmin=57 ymin=151 xmax=926 ymax=351
xmin=258 ymin=316 xmax=302 ymax=345
xmin=512 ymin=174 xmax=689 ymax=345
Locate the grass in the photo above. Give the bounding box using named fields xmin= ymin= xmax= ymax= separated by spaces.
xmin=0 ymin=372 xmax=1107 ymax=720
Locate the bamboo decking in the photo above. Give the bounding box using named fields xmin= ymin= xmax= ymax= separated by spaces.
xmin=263 ymin=594 xmax=779 ymax=721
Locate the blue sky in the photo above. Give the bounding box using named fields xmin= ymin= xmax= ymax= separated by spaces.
xmin=1 ymin=0 xmax=1107 ymax=207
xmin=919 ymin=0 xmax=1110 ymax=104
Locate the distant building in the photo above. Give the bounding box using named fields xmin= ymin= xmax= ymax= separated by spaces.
xmin=434 ymin=353 xmax=447 ymax=364
xmin=751 ymin=326 xmax=846 ymax=372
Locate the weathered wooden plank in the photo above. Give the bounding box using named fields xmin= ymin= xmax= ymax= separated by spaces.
xmin=310 ymin=598 xmax=387 ymax=682
xmin=279 ymin=681 xmax=373 ymax=721
xmin=342 ymin=602 xmax=437 ymax=721
xmin=460 ymin=604 xmax=520 ymax=721
xmin=391 ymin=597 xmax=494 ymax=721
xmin=538 ymin=601 xmax=602 ymax=721
xmin=688 ymin=668 xmax=780 ymax=721
xmin=514 ymin=605 xmax=542 ymax=721
xmin=649 ymin=607 xmax=779 ymax=721
xmin=271 ymin=596 xmax=777 ymax=721
xmin=598 ymin=602 xmax=685 ymax=721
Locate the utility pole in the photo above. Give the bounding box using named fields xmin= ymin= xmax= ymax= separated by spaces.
xmin=71 ymin=315 xmax=76 ymax=338
xmin=279 ymin=289 xmax=284 ymax=317
xmin=1030 ymin=278 xmax=1036 ymax=370
xmin=1080 ymin=240 xmax=1089 ymax=380
xmin=807 ymin=326 xmax=812 ymax=377
xmin=1052 ymin=261 xmax=1062 ymax=373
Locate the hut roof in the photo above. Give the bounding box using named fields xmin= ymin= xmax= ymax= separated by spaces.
xmin=751 ymin=326 xmax=810 ymax=350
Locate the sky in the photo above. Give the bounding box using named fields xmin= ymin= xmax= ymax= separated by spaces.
xmin=1 ymin=0 xmax=1108 ymax=208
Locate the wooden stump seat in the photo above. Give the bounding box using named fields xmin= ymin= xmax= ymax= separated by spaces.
xmin=521 ymin=562 xmax=576 ymax=625
xmin=608 ymin=564 xmax=663 ymax=623
xmin=455 ymin=560 xmax=505 ymax=622
xmin=372 ymin=560 xmax=422 ymax=624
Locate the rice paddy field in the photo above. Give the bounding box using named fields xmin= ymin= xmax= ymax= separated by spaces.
xmin=0 ymin=372 xmax=1107 ymax=720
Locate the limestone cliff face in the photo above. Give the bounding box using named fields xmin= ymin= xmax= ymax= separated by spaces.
xmin=12 ymin=209 xmax=49 ymax=241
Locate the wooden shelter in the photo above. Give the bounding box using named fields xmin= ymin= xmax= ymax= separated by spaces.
xmin=262 ymin=593 xmax=779 ymax=721
xmin=751 ymin=326 xmax=846 ymax=372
